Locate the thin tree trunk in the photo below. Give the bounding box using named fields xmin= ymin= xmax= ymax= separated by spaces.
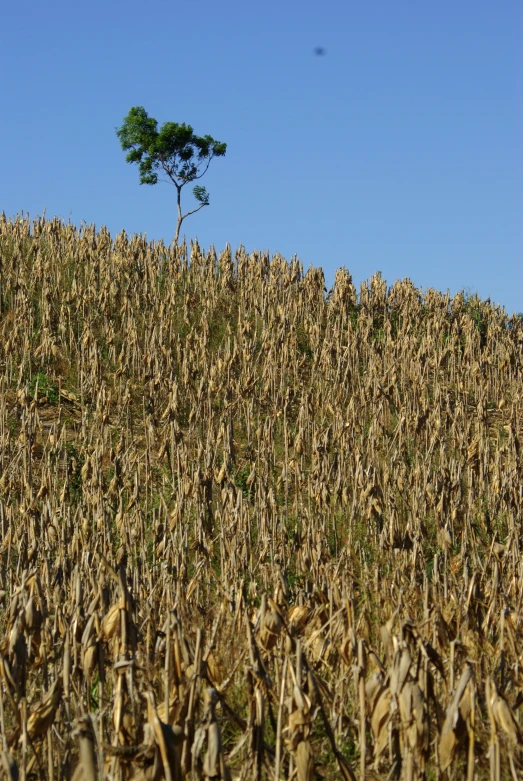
xmin=175 ymin=185 xmax=183 ymax=244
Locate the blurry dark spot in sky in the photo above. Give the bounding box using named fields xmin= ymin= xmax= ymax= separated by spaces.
xmin=314 ymin=47 xmax=326 ymax=56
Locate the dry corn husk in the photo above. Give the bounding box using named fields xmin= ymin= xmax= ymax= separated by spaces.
xmin=439 ymin=665 xmax=473 ymax=771
xmin=25 ymin=676 xmax=62 ymax=741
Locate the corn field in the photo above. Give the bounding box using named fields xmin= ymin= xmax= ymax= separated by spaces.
xmin=0 ymin=212 xmax=522 ymax=780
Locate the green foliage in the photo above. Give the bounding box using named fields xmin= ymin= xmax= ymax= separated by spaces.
xmin=192 ymin=184 xmax=209 ymax=205
xmin=116 ymin=106 xmax=226 ymax=186
xmin=234 ymin=464 xmax=254 ymax=502
xmin=28 ymin=372 xmax=59 ymax=404
xmin=463 ymin=291 xmax=488 ymax=346
xmin=115 ymin=106 xmax=226 ymax=242
xmin=64 ymin=443 xmax=85 ymax=501
xmin=296 ymin=324 xmax=313 ymax=359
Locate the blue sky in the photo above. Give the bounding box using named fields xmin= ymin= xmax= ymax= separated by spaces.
xmin=1 ymin=0 xmax=522 ymax=313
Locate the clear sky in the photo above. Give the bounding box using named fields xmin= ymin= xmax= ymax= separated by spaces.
xmin=1 ymin=0 xmax=522 ymax=313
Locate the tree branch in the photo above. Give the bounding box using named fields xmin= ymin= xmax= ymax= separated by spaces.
xmin=189 ymin=154 xmax=214 ymax=182
xmin=182 ymin=202 xmax=209 ymax=220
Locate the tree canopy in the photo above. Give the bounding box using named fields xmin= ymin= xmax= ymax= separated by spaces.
xmin=116 ymin=106 xmax=226 ymax=243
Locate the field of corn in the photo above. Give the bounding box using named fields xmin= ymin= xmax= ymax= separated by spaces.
xmin=0 ymin=213 xmax=522 ymax=780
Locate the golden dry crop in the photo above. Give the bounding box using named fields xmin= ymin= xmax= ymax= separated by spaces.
xmin=0 ymin=212 xmax=522 ymax=779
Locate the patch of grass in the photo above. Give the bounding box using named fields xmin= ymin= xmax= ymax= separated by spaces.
xmin=64 ymin=443 xmax=85 ymax=500
xmin=28 ymin=372 xmax=59 ymax=404
xmin=296 ymin=324 xmax=313 ymax=359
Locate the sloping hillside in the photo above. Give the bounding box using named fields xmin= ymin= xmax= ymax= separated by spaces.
xmin=0 ymin=213 xmax=522 ymax=779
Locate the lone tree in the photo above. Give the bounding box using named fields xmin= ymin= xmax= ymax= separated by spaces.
xmin=116 ymin=106 xmax=226 ymax=244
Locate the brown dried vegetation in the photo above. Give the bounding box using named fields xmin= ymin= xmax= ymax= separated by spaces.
xmin=0 ymin=213 xmax=522 ymax=779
